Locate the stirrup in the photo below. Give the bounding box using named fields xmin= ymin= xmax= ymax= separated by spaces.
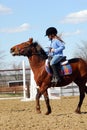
xmin=55 ymin=77 xmax=61 ymax=83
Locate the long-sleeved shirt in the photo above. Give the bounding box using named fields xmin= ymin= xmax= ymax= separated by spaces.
xmin=49 ymin=39 xmax=65 ymax=56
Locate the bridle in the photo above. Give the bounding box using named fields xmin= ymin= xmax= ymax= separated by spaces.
xmin=15 ymin=45 xmax=43 ymax=57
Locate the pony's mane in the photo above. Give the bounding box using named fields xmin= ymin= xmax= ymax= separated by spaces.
xmin=33 ymin=42 xmax=48 ymax=59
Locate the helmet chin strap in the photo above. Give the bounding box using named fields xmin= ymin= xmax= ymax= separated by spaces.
xmin=49 ymin=38 xmax=52 ymax=42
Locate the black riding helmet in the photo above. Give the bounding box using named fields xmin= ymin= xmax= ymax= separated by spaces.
xmin=45 ymin=27 xmax=58 ymax=36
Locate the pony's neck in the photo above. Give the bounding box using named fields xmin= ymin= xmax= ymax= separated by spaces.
xmin=28 ymin=55 xmax=45 ymax=73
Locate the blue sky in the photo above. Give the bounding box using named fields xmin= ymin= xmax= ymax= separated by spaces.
xmin=0 ymin=0 xmax=87 ymax=69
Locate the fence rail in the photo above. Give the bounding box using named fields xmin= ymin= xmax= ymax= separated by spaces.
xmin=0 ymin=86 xmax=23 ymax=93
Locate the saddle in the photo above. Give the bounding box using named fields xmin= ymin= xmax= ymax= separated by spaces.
xmin=45 ymin=56 xmax=72 ymax=76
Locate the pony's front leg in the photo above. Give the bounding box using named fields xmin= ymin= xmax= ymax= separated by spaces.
xmin=43 ymin=90 xmax=51 ymax=115
xmin=36 ymin=84 xmax=51 ymax=114
xmin=36 ymin=88 xmax=41 ymax=114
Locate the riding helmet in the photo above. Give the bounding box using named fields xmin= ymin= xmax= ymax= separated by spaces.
xmin=45 ymin=27 xmax=58 ymax=36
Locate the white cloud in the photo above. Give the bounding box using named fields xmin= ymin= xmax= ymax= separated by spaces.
xmin=63 ymin=29 xmax=82 ymax=37
xmin=0 ymin=23 xmax=30 ymax=33
xmin=0 ymin=4 xmax=12 ymax=14
xmin=60 ymin=10 xmax=87 ymax=24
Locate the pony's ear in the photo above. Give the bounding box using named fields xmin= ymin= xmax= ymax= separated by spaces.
xmin=28 ymin=38 xmax=33 ymax=45
xmin=36 ymin=44 xmax=41 ymax=51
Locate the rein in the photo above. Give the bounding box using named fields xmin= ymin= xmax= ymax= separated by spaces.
xmin=29 ymin=52 xmax=41 ymax=58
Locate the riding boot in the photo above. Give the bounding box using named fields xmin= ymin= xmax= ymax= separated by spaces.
xmin=51 ymin=64 xmax=61 ymax=83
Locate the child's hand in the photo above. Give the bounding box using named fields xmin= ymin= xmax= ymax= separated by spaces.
xmin=51 ymin=48 xmax=55 ymax=52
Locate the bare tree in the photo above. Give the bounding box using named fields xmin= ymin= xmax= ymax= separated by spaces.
xmin=0 ymin=50 xmax=6 ymax=69
xmin=10 ymin=62 xmax=22 ymax=80
xmin=74 ymin=41 xmax=87 ymax=62
xmin=12 ymin=62 xmax=22 ymax=70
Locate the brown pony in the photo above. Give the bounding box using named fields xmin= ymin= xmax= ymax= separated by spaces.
xmin=10 ymin=38 xmax=87 ymax=115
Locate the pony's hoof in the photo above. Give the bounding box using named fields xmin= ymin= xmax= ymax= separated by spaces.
xmin=36 ymin=110 xmax=41 ymax=114
xmin=75 ymin=109 xmax=81 ymax=114
xmin=45 ymin=111 xmax=51 ymax=115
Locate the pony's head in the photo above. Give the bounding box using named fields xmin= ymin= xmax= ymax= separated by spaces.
xmin=10 ymin=38 xmax=48 ymax=59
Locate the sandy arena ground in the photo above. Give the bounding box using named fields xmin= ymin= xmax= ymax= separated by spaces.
xmin=0 ymin=96 xmax=87 ymax=130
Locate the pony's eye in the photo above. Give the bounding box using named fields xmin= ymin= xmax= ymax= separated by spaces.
xmin=20 ymin=48 xmax=24 ymax=52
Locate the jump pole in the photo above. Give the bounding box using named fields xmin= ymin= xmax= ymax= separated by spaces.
xmin=22 ymin=60 xmax=27 ymax=101
xmin=30 ymin=70 xmax=37 ymax=100
xmin=22 ymin=61 xmax=36 ymax=101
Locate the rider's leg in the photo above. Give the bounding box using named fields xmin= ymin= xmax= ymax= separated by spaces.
xmin=51 ymin=64 xmax=61 ymax=82
xmin=50 ymin=56 xmax=62 ymax=82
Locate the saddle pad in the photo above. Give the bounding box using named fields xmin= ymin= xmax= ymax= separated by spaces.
xmin=61 ymin=64 xmax=72 ymax=75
